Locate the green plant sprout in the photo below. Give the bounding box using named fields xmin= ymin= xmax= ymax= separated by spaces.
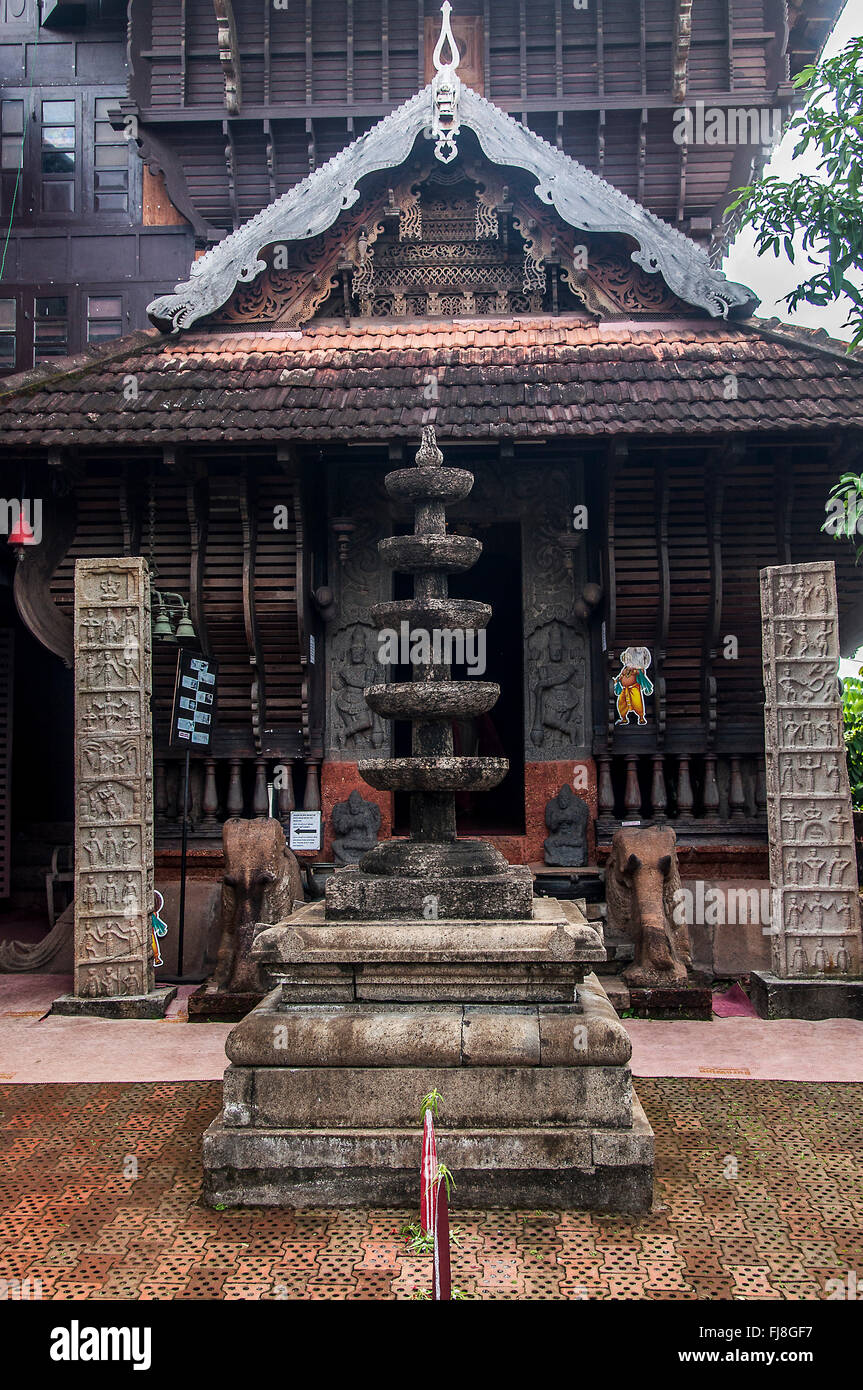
xmin=420 ymin=1088 xmax=443 ymax=1120
xmin=400 ymin=1220 xmax=462 ymax=1255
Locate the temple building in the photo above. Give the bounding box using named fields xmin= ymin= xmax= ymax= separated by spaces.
xmin=1 ymin=0 xmax=861 ymax=983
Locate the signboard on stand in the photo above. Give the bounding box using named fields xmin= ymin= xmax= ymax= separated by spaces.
xmin=169 ymin=651 xmax=218 ymax=749
xmin=289 ymin=810 xmax=322 ymax=852
xmin=167 ymin=650 xmax=218 ymax=980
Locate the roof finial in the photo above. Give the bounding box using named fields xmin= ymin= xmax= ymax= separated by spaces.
xmin=433 ymin=1 xmax=461 ymax=76
xmin=431 ymin=3 xmax=462 ymax=164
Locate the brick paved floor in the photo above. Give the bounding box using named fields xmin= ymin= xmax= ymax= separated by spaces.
xmin=0 ymin=1079 xmax=860 ymax=1301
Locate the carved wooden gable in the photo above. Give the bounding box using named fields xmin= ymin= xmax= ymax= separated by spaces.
xmin=212 ymin=159 xmax=692 ymax=329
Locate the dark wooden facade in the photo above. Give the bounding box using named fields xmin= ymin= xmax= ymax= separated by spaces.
xmin=1 ymin=0 xmax=860 ymax=911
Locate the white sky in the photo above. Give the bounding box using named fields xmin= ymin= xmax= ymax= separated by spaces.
xmin=723 ymin=0 xmax=862 ymax=342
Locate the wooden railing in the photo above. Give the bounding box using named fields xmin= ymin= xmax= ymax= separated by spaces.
xmin=154 ymin=755 xmax=321 ymax=840
xmin=595 ymin=753 xmax=767 ymax=838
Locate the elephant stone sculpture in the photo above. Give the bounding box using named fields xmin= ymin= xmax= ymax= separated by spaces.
xmin=605 ymin=824 xmax=692 ymax=989
xmin=210 ymin=817 xmax=304 ymax=996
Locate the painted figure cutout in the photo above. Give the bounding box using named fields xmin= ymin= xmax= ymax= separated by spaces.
xmin=151 ymin=890 xmax=168 ymax=967
xmin=614 ymin=646 xmax=653 ymax=725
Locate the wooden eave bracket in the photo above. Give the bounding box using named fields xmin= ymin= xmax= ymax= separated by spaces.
xmin=672 ymin=0 xmax=693 ymax=104
xmin=214 ymin=0 xmax=243 ymax=115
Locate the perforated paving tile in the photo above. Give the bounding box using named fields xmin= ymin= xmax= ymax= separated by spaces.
xmin=0 ymin=1078 xmax=861 ymax=1300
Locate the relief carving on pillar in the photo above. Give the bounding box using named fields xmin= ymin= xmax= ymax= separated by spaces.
xmin=73 ymin=559 xmax=155 ymax=1000
xmin=761 ymin=561 xmax=861 ymax=978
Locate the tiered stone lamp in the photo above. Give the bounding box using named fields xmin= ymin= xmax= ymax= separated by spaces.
xmin=203 ymin=428 xmax=654 ymax=1211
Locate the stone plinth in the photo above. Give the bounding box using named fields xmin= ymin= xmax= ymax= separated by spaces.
xmin=202 ymin=429 xmax=653 ymax=1210
xmin=202 ymin=928 xmax=654 ymax=1211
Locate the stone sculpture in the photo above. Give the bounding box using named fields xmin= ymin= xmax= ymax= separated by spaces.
xmin=53 ymin=558 xmax=175 ymax=1019
xmin=331 ymin=790 xmax=382 ymax=866
xmin=753 ymin=561 xmax=862 ymax=1018
xmin=543 ymin=784 xmax=589 ymax=866
xmin=605 ymin=824 xmax=692 ymax=988
xmin=203 ymin=426 xmax=654 ymax=1212
xmin=210 ymin=818 xmax=304 ymax=997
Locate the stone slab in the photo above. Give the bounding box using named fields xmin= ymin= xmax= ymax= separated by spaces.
xmin=51 ymin=986 xmax=177 ymax=1020
xmin=750 ymin=970 xmax=863 ymax=1021
xmin=254 ymin=896 xmax=604 ymax=967
xmin=221 ymin=1063 xmax=633 ymax=1129
xmin=627 ymin=985 xmax=713 ymax=1021
xmin=224 ymin=979 xmax=631 ymax=1068
xmin=323 ymin=862 xmax=535 ymax=921
xmin=187 ymin=983 xmax=264 ymax=1023
xmin=201 ymin=1095 xmax=654 ymax=1211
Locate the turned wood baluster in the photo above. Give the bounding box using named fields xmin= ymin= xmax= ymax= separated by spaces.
xmin=755 ymin=756 xmax=767 ymax=818
xmin=597 ymin=754 xmax=614 ymax=819
xmin=650 ymin=754 xmax=667 ymax=822
xmin=729 ymin=756 xmax=746 ymax=819
xmin=200 ymin=758 xmax=220 ymax=832
xmin=303 ymin=759 xmax=322 ymax=812
xmin=154 ymin=759 xmax=168 ymax=833
xmin=189 ymin=761 xmax=204 ymax=829
xmin=165 ymin=761 xmax=180 ymax=824
xmin=703 ymin=753 xmax=720 ymax=819
xmin=226 ymin=757 xmax=244 ymax=818
xmin=276 ymin=759 xmax=296 ymax=831
xmin=623 ymin=757 xmax=641 ymax=818
xmin=253 ymin=757 xmax=270 ymax=817
xmin=677 ymin=755 xmax=694 ymax=819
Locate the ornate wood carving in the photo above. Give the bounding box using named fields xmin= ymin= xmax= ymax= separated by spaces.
xmin=672 ymin=0 xmax=693 ymax=103
xmin=213 ymin=0 xmax=243 ymax=114
xmin=148 ymin=74 xmax=757 ymax=332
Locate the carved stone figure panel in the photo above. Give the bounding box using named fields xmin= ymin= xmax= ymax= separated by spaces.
xmin=760 ymin=561 xmax=861 ymax=978
xmin=331 ymin=790 xmax=383 ymax=866
xmin=543 ymin=784 xmax=589 ymax=866
xmin=326 ymin=469 xmax=393 ymax=759
xmin=73 ymin=558 xmax=154 ymax=999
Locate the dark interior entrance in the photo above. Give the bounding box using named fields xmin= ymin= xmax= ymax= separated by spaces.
xmin=393 ymin=520 xmax=525 ymax=835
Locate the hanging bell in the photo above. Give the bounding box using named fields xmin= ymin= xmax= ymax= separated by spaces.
xmin=152 ymin=599 xmax=173 ymax=641
xmin=174 ymin=604 xmax=196 ymax=641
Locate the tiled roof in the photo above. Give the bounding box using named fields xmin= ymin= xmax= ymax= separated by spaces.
xmin=2 ymin=315 xmax=862 ymax=447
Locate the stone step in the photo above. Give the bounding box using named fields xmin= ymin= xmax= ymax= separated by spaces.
xmin=202 ymin=1099 xmax=655 ymax=1212
xmin=600 ymin=977 xmax=631 ymax=1013
xmin=222 ymin=1063 xmax=634 ymax=1130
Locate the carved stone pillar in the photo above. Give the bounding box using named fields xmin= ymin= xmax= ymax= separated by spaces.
xmin=753 ymin=561 xmax=862 ymax=1017
xmin=54 ymin=557 xmax=175 ymax=1018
